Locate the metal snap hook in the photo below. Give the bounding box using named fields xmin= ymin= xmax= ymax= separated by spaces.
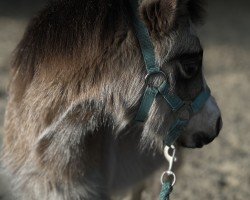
xmin=161 ymin=145 xmax=177 ymax=187
xmin=163 ymin=145 xmax=177 ymax=172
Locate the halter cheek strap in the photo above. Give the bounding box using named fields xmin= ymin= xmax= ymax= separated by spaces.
xmin=130 ymin=0 xmax=211 ymax=147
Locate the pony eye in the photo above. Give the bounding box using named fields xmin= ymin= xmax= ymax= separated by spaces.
xmin=181 ymin=62 xmax=199 ymax=78
xmin=179 ymin=53 xmax=202 ymax=78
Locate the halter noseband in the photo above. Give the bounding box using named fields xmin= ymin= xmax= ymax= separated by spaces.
xmin=130 ymin=0 xmax=211 ymax=147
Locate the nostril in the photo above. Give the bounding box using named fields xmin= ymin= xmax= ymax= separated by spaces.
xmin=215 ymin=116 xmax=223 ymax=136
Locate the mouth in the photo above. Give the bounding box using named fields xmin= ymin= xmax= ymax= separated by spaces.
xmin=180 ymin=132 xmax=217 ymax=148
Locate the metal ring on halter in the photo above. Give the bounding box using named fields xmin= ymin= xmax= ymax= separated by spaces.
xmin=160 ymin=170 xmax=176 ymax=186
xmin=145 ymin=70 xmax=167 ymax=86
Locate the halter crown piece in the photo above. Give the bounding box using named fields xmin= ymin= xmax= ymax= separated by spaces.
xmin=130 ymin=0 xmax=211 ymax=199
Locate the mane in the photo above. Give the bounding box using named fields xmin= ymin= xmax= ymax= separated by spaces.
xmin=13 ymin=0 xmax=131 ymax=74
xmin=12 ymin=0 xmax=205 ymax=84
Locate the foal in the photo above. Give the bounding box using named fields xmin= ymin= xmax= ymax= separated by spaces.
xmin=2 ymin=0 xmax=222 ymax=199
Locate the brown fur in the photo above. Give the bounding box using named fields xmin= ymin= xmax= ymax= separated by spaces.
xmin=1 ymin=0 xmax=219 ymax=199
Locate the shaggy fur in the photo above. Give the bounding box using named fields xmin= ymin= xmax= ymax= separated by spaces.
xmin=2 ymin=0 xmax=221 ymax=199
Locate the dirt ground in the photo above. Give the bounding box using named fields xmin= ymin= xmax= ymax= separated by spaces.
xmin=0 ymin=0 xmax=250 ymax=200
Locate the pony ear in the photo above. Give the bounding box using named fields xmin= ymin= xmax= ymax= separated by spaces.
xmin=187 ymin=0 xmax=206 ymax=25
xmin=140 ymin=0 xmax=178 ymax=36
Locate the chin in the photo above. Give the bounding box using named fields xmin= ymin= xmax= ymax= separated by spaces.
xmin=178 ymin=133 xmax=218 ymax=149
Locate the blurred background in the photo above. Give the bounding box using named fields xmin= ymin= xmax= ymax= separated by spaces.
xmin=0 ymin=0 xmax=249 ymax=199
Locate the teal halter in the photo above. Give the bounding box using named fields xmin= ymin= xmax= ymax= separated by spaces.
xmin=130 ymin=0 xmax=211 ymax=147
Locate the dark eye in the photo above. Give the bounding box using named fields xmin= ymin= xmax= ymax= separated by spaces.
xmin=179 ymin=52 xmax=203 ymax=78
xmin=181 ymin=61 xmax=200 ymax=78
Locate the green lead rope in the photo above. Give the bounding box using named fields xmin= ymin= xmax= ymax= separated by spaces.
xmin=159 ymin=182 xmax=173 ymax=200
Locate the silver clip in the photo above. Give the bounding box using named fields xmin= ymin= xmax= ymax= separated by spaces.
xmin=161 ymin=145 xmax=177 ymax=186
xmin=163 ymin=145 xmax=177 ymax=172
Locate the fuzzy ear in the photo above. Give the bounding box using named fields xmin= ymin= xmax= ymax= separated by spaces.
xmin=187 ymin=0 xmax=206 ymax=25
xmin=140 ymin=0 xmax=178 ymax=36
